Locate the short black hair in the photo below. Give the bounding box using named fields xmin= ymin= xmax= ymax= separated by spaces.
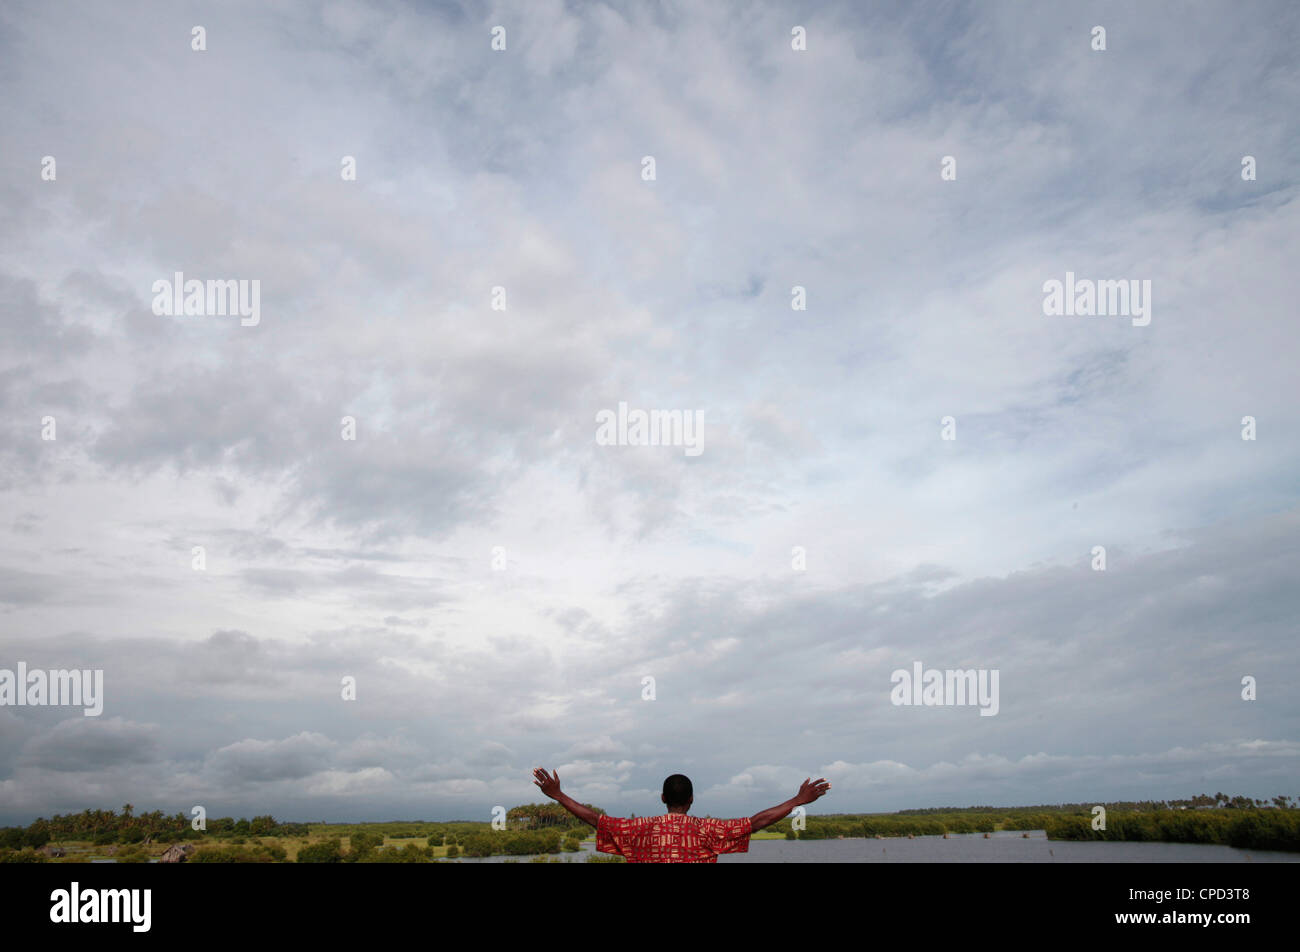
xmin=662 ymin=774 xmax=693 ymax=808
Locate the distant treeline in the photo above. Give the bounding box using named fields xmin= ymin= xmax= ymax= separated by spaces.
xmin=770 ymin=813 xmax=998 ymax=838
xmin=0 ymin=805 xmax=600 ymax=862
xmin=0 ymin=806 xmax=309 ymax=850
xmin=896 ymin=793 xmax=1295 ymax=814
xmin=769 ymin=802 xmax=1300 ymax=852
xmin=304 ymin=820 xmax=487 ymax=841
xmin=1044 ymin=810 xmax=1300 ymax=851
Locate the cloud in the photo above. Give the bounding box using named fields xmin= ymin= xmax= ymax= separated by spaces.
xmin=558 ymin=735 xmax=628 ymax=760
xmin=19 ymin=717 xmax=160 ymax=772
xmin=0 ymin=0 xmax=1295 ymax=825
xmin=205 ymin=732 xmax=338 ymax=783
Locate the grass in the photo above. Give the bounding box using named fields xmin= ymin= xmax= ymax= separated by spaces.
xmin=41 ymin=829 xmax=601 ymax=863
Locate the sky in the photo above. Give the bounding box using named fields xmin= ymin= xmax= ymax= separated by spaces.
xmin=0 ymin=0 xmax=1297 ymax=825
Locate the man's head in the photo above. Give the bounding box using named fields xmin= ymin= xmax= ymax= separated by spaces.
xmin=661 ymin=774 xmax=693 ymax=813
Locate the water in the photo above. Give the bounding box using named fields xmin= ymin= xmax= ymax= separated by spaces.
xmin=452 ymin=831 xmax=1299 ymax=863
xmin=79 ymin=831 xmax=1298 ymax=863
xmin=717 ymin=831 xmax=1299 ymax=863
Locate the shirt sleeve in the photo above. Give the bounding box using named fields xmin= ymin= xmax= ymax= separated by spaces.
xmin=596 ymin=814 xmax=631 ymax=855
xmin=700 ymin=817 xmax=752 ymax=855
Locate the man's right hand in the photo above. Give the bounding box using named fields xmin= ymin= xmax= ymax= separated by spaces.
xmin=533 ymin=767 xmax=602 ymax=828
xmin=794 ymin=777 xmax=831 ymax=806
xmin=533 ymin=767 xmax=562 ymax=801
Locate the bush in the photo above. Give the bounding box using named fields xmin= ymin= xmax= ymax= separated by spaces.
xmin=297 ymin=839 xmax=344 ymax=863
xmin=1227 ymin=811 xmax=1300 ymax=852
xmin=1042 ymin=808 xmax=1300 ymax=852
xmin=1044 ymin=815 xmax=1094 ymax=841
xmin=502 ymin=831 xmax=561 ymax=855
xmin=189 ymin=845 xmax=277 ymax=863
xmin=460 ymin=834 xmax=495 ymax=858
xmin=116 ymin=846 xmax=149 ymax=864
xmin=0 ymin=848 xmax=49 ymax=863
xmin=445 ymin=844 xmax=460 ymax=859
xmin=347 ymin=831 xmax=384 ymax=859
xmin=359 ymin=844 xmax=430 ymax=863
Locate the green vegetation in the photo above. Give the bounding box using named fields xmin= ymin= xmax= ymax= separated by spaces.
xmin=296 ymin=838 xmax=344 ymax=863
xmin=507 ymin=801 xmax=605 ymax=829
xmin=765 ymin=813 xmax=993 ymax=839
xmin=0 ymin=805 xmax=308 ymax=850
xmin=114 ymin=845 xmax=149 ymax=864
xmin=0 ymin=848 xmax=49 ymax=863
xmin=765 ymin=794 xmax=1300 ymax=852
xmin=1044 ymin=808 xmax=1300 ymax=851
xmin=3 ymin=792 xmax=1296 ymax=862
xmin=458 ymin=829 xmax=563 ymax=856
xmin=359 ymin=843 xmax=435 ymax=863
xmin=191 ymin=843 xmax=285 ymax=863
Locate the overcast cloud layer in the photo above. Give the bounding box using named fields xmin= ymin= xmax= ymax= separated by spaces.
xmin=1 ymin=0 xmax=1297 ymax=824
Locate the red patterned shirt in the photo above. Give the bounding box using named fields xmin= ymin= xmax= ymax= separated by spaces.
xmin=596 ymin=813 xmax=752 ymax=863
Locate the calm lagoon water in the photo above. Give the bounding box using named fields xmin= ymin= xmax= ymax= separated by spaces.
xmin=453 ymin=831 xmax=1299 ymax=863
xmin=90 ymin=858 xmax=158 ymax=863
xmin=81 ymin=831 xmax=1297 ymax=863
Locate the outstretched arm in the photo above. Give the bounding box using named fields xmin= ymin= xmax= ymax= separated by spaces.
xmin=533 ymin=767 xmax=601 ymax=828
xmin=749 ymin=777 xmax=831 ymax=833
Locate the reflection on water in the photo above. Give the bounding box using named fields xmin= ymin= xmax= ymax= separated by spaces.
xmin=82 ymin=831 xmax=1299 ymax=863
xmin=452 ymin=831 xmax=1299 ymax=863
xmin=89 ymin=859 xmax=159 ymax=863
xmin=717 ymin=830 xmax=1299 ymax=863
